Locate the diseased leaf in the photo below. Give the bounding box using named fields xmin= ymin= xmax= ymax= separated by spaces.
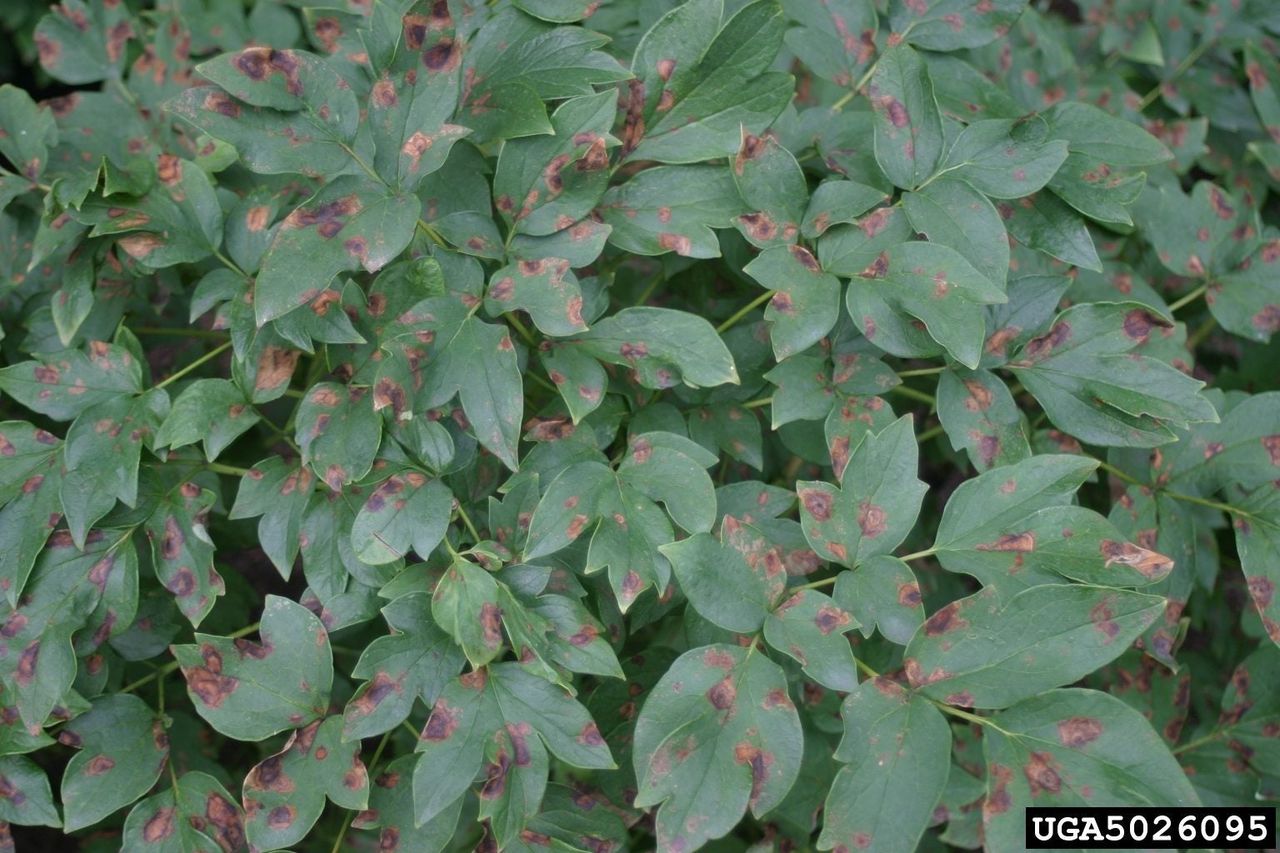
xmin=763 ymin=589 xmax=859 ymax=691
xmin=982 ymin=689 xmax=1200 ymax=852
xmin=572 ymin=307 xmax=738 ymax=390
xmin=633 ymin=644 xmax=802 ymax=852
xmin=374 ymin=292 xmax=524 ymax=469
xmin=1008 ymin=302 xmax=1218 ymax=447
xmin=121 ymin=771 xmax=245 ymax=853
xmin=818 ymin=677 xmax=950 ymax=852
xmin=242 ymin=716 xmax=367 ymax=850
xmin=344 ymin=591 xmax=465 ymax=740
xmin=255 ymin=176 xmax=420 ymax=325
xmin=867 ymin=44 xmax=943 ymax=190
xmin=598 ymin=165 xmax=743 ymax=259
xmin=848 ymin=242 xmax=1007 ymax=368
xmin=623 ymin=0 xmax=792 ymax=164
xmin=798 ymin=416 xmax=927 ymax=567
xmin=904 ymin=584 xmax=1166 ymax=708
xmin=60 ymin=695 xmax=167 ymax=833
xmin=173 ymin=595 xmax=333 ymax=741
xmin=890 ymin=0 xmax=1030 ymax=51
xmin=744 ymin=245 xmax=841 ymax=361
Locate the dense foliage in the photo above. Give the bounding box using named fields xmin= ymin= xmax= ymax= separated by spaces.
xmin=1 ymin=0 xmax=1279 ymax=849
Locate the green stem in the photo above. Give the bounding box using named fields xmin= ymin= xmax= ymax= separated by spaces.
xmin=916 ymin=423 xmax=945 ymax=443
xmin=896 ymin=366 xmax=944 ymax=378
xmin=716 ymin=290 xmax=773 ymax=334
xmin=120 ymin=621 xmax=263 ymax=695
xmin=416 ymin=218 xmax=447 ymax=248
xmin=932 ymin=702 xmax=1015 ymax=737
xmin=1167 ymin=283 xmax=1208 ymax=313
xmin=214 ymin=249 xmax=249 ymax=279
xmin=132 ymin=327 xmax=228 ymax=339
xmin=455 ymin=502 xmax=482 ymax=544
xmin=743 ymin=396 xmax=773 ymax=410
xmin=1187 ymin=316 xmax=1218 ymax=350
xmin=795 ymin=574 xmax=840 ymax=592
xmin=830 ymin=88 xmax=857 ymax=112
xmin=1172 ymin=728 xmax=1225 ymax=756
xmin=1163 ymin=489 xmax=1254 ymax=519
xmin=1095 ymin=459 xmax=1144 ymax=488
xmin=154 ymin=341 xmax=232 ymax=390
xmin=899 ymin=547 xmax=937 ymax=562
xmin=505 ymin=312 xmax=537 ymax=347
xmin=1138 ymin=38 xmax=1214 ymax=110
xmin=206 ymin=462 xmax=252 ymax=477
xmin=329 ymin=808 xmax=356 ymax=853
xmin=889 ymin=385 xmax=936 ymax=406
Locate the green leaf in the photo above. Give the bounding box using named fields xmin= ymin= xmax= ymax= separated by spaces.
xmin=60 ymin=694 xmax=167 ymax=833
xmin=1008 ymin=302 xmax=1218 ymax=447
xmin=598 ymin=165 xmax=743 ymax=258
xmin=891 ymin=0 xmax=1030 ymax=51
xmin=798 ymin=417 xmax=927 ymax=566
xmin=173 ymin=595 xmax=333 ymax=741
xmin=982 ymin=689 xmax=1199 ymax=852
xmin=903 ymin=178 xmax=1009 ymax=289
xmin=121 ymin=771 xmax=245 ymax=853
xmin=1000 ymin=191 xmax=1102 ymax=271
xmin=60 ymin=390 xmax=167 ymax=547
xmin=432 ymin=556 xmax=505 ymax=668
xmin=243 ymin=716 xmax=368 ymax=850
xmin=818 ymin=677 xmax=950 ymax=852
xmin=939 ymin=118 xmax=1069 ymax=199
xmin=0 ymin=85 xmax=57 ymax=183
xmin=1043 ymin=102 xmax=1173 ymax=167
xmin=493 ymin=90 xmax=616 ymax=237
xmin=933 ymin=454 xmax=1174 ymax=592
xmin=764 ymin=589 xmax=859 ymax=690
xmin=867 ymin=44 xmax=943 ymax=189
xmin=344 ymin=591 xmax=465 ymax=740
xmin=0 ymin=342 xmax=143 ymax=421
xmin=154 ymin=379 xmax=260 ymax=461
xmin=633 ymin=644 xmax=802 ymax=851
xmin=661 ymin=533 xmax=773 ymax=633
xmin=458 ymin=10 xmax=628 ymax=141
xmin=373 ymin=293 xmax=523 ymax=469
xmin=572 ymin=307 xmax=738 ymax=389
xmin=624 ymin=0 xmax=792 ymax=164
xmin=255 ymin=176 xmax=420 ymax=325
xmin=350 ymin=472 xmax=452 ymax=566
xmin=848 ymin=242 xmax=1007 ymax=368
xmin=744 ymin=245 xmax=840 ymax=361
xmin=904 ymin=584 xmax=1166 ymax=708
